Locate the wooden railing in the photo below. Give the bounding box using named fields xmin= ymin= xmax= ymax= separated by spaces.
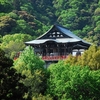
xmin=14 ymin=52 xmax=68 ymax=61
xmin=42 ymin=55 xmax=68 ymax=61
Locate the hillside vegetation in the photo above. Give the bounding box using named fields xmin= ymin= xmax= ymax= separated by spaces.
xmin=0 ymin=1 xmax=100 ymax=99
xmin=0 ymin=0 xmax=100 ymax=45
xmin=1 ymin=45 xmax=99 ymax=100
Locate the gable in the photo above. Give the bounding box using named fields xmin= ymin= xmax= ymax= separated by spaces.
xmin=37 ymin=25 xmax=72 ymax=39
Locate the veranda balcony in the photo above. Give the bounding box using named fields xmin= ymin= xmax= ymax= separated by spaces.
xmin=42 ymin=55 xmax=68 ymax=61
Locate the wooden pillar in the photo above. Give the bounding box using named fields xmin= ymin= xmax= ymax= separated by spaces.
xmin=46 ymin=44 xmax=49 ymax=56
xmin=57 ymin=44 xmax=60 ymax=56
xmin=64 ymin=44 xmax=66 ymax=55
xmin=64 ymin=48 xmax=66 ymax=55
xmin=39 ymin=45 xmax=43 ymax=56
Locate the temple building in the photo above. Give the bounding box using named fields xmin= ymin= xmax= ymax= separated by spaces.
xmin=25 ymin=24 xmax=90 ymax=66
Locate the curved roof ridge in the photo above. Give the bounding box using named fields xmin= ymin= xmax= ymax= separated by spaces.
xmin=56 ymin=25 xmax=82 ymax=40
xmin=36 ymin=25 xmax=54 ymax=40
xmin=56 ymin=25 xmax=91 ymax=44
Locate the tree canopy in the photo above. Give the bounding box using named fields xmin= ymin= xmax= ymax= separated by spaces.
xmin=0 ymin=34 xmax=33 ymax=59
xmin=64 ymin=46 xmax=100 ymax=70
xmin=13 ymin=46 xmax=47 ymax=98
xmin=0 ymin=49 xmax=27 ymax=100
xmin=0 ymin=0 xmax=100 ymax=45
xmin=47 ymin=61 xmax=100 ymax=100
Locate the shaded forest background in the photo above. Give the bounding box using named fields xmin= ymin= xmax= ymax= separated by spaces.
xmin=0 ymin=0 xmax=100 ymax=44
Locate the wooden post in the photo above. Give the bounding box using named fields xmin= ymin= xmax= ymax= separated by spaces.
xmin=57 ymin=44 xmax=60 ymax=56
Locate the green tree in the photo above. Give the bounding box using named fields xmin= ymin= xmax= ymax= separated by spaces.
xmin=32 ymin=94 xmax=52 ymax=100
xmin=0 ymin=0 xmax=100 ymax=45
xmin=0 ymin=0 xmax=13 ymax=13
xmin=0 ymin=16 xmax=16 ymax=35
xmin=77 ymin=46 xmax=100 ymax=70
xmin=0 ymin=34 xmax=33 ymax=59
xmin=58 ymin=9 xmax=77 ymax=30
xmin=13 ymin=46 xmax=47 ymax=98
xmin=47 ymin=61 xmax=100 ymax=100
xmin=0 ymin=49 xmax=27 ymax=100
xmin=65 ymin=46 xmax=100 ymax=70
xmin=13 ymin=0 xmax=21 ymax=10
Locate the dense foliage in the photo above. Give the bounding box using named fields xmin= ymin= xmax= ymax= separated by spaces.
xmin=65 ymin=46 xmax=100 ymax=70
xmin=47 ymin=61 xmax=100 ymax=100
xmin=0 ymin=34 xmax=33 ymax=59
xmin=13 ymin=46 xmax=47 ymax=98
xmin=0 ymin=49 xmax=27 ymax=100
xmin=1 ymin=45 xmax=100 ymax=99
xmin=0 ymin=0 xmax=100 ymax=44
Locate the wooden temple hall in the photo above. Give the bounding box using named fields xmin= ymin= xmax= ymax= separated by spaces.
xmin=25 ymin=24 xmax=90 ymax=63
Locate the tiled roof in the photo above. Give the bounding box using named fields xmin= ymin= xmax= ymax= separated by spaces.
xmin=25 ymin=24 xmax=90 ymax=46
